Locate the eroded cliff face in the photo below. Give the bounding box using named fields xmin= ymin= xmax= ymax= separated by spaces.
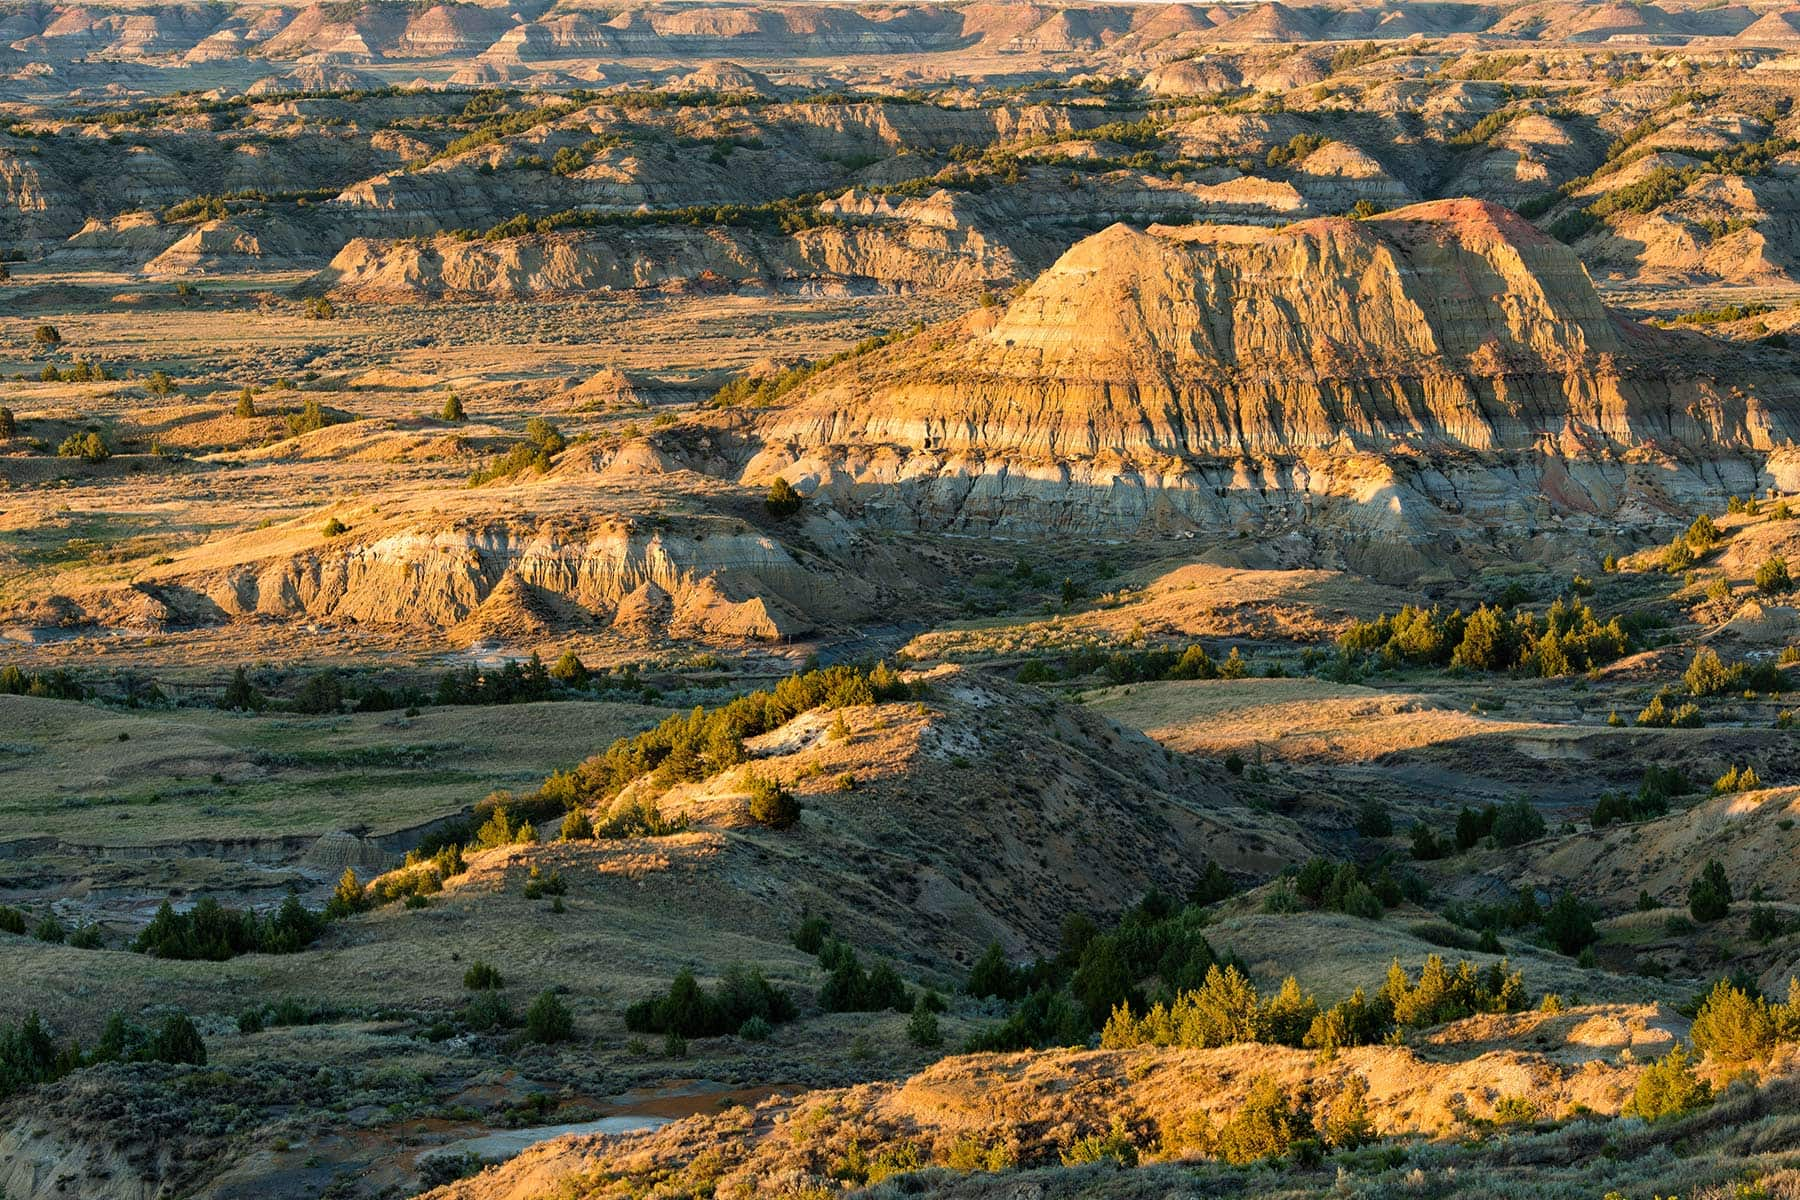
xmin=160 ymin=519 xmax=843 ymax=643
xmin=15 ymin=508 xmax=905 ymax=647
xmin=315 ymin=219 xmax=1020 ymax=298
xmin=736 ymin=199 xmax=1795 ymax=550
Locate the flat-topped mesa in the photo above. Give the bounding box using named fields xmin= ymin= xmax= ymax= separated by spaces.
xmin=757 ymin=199 xmax=1786 ymax=463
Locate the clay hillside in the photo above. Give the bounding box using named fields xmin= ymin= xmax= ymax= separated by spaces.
xmin=754 ymin=200 xmax=1790 ymax=470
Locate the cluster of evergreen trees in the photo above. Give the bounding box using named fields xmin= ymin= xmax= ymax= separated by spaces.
xmin=1023 ymin=643 xmax=1257 ymax=686
xmin=554 ymin=664 xmax=911 ymax=805
xmin=0 ymin=665 xmax=86 ymax=701
xmin=1 ymin=1010 xmax=205 ymax=1102
xmin=1099 ymin=954 xmax=1526 ymax=1052
xmin=218 ymin=652 xmax=654 ymax=717
xmin=1592 ymin=766 xmax=1692 ymax=827
xmin=133 ymin=894 xmax=325 ymax=960
xmin=624 ymin=965 xmax=797 ymax=1038
xmin=1270 ymin=856 xmax=1425 ymax=920
xmin=1409 ymin=798 xmax=1545 ymax=860
xmin=434 ymin=658 xmax=555 ymax=706
xmin=1446 ymin=888 xmax=1598 ymax=957
xmin=962 ymin=886 xmax=1241 ymax=1051
xmin=1338 ymin=598 xmax=1632 ymax=677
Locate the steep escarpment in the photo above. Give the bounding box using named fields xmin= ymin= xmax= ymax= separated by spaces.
xmin=314 ymin=219 xmax=1020 ymax=299
xmin=16 ymin=507 xmax=905 ymax=647
xmin=737 ymin=200 xmax=1794 ymax=550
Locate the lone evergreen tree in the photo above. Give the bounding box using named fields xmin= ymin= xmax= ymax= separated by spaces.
xmin=1689 ymin=859 xmax=1733 ymax=922
xmin=235 ymin=387 xmax=256 ymax=418
xmin=442 ymin=392 xmax=465 ymax=422
xmin=0 ymin=406 xmax=14 ymax=439
xmin=765 ymin=476 xmax=802 ymax=518
xmin=222 ymin=666 xmax=264 ymax=711
xmin=324 ymin=868 xmax=366 ymax=919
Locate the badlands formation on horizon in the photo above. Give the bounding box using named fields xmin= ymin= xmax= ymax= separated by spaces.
xmin=8 ymin=4 xmax=1800 ymax=1200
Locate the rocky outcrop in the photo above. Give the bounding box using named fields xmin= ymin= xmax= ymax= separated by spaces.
xmin=312 ymin=220 xmax=1021 ymax=298
xmin=83 ymin=514 xmax=850 ymax=645
xmin=729 ymin=200 xmax=1794 ymax=556
xmin=144 ymin=214 xmax=322 ymax=276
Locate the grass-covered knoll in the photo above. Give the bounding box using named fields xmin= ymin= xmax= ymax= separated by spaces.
xmin=0 ymin=693 xmax=668 ymax=843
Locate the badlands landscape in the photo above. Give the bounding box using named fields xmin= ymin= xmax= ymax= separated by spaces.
xmin=11 ymin=1 xmax=1800 ymax=1197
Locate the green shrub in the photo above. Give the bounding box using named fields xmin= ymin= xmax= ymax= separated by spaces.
xmin=1686 ymin=648 xmax=1731 ymax=697
xmin=1492 ymin=798 xmax=1546 ymax=847
xmin=1756 ymin=555 xmax=1792 ymax=595
xmin=56 ymin=432 xmax=109 ymax=462
xmin=462 ymin=990 xmax=513 ymax=1031
xmin=962 ymin=986 xmax=1087 ymax=1052
xmin=525 ymin=990 xmax=574 ymax=1043
xmin=765 ymin=476 xmax=802 ymax=517
xmin=0 ymin=407 xmax=14 ymax=438
xmin=524 ymin=417 xmax=564 ymax=453
xmin=221 ymin=666 xmax=264 ymax=712
xmin=292 ymin=669 xmax=344 ymax=714
xmin=1317 ymin=1073 xmax=1374 ymax=1148
xmin=820 ymin=945 xmax=911 ymax=1013
xmin=793 ymin=914 xmax=832 ymax=955
xmin=906 ymin=1002 xmax=942 ymax=1048
xmin=1625 ymin=1043 xmax=1711 ymax=1121
xmin=548 ymin=650 xmax=588 ymax=687
xmin=521 ymin=866 xmax=565 ymax=899
xmin=1493 ymin=1094 xmax=1538 ymax=1124
xmin=966 ymin=941 xmax=1024 ymax=1000
xmin=1713 ymin=764 xmax=1762 ymax=795
xmin=1060 ymin=1117 xmax=1138 ymax=1167
xmin=1749 ymin=906 xmax=1791 ymax=943
xmin=746 ymin=772 xmax=801 ymax=829
xmin=471 ymin=803 xmax=536 ymax=850
xmin=464 ymin=961 xmax=504 ymax=990
xmin=1542 ymin=892 xmax=1599 ymax=955
xmin=323 ymin=868 xmax=367 ymax=920
xmin=1690 ymin=980 xmax=1777 ymax=1062
xmin=1355 ymin=798 xmax=1393 ymax=838
xmin=1214 ymin=1075 xmax=1300 ymax=1164
xmin=1688 ymin=859 xmax=1732 ymax=922
xmin=147 ymin=1014 xmax=206 ymax=1065
xmin=285 ymin=397 xmax=331 ymax=436
xmin=92 ymin=1011 xmax=207 ymax=1068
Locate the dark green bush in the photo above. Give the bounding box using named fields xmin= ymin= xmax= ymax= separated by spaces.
xmin=1689 ymin=859 xmax=1733 ymax=922
xmin=525 ymin=990 xmax=574 ymax=1043
xmin=464 ymin=961 xmax=504 ymax=990
xmin=624 ymin=965 xmax=797 ymax=1038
